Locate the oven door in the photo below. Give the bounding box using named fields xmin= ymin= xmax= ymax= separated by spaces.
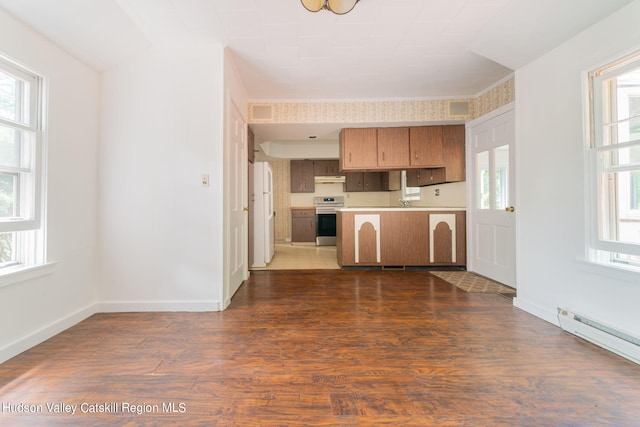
xmin=315 ymin=211 xmax=337 ymax=246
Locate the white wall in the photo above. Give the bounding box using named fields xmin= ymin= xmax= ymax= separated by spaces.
xmin=98 ymin=42 xmax=225 ymax=311
xmin=514 ymin=0 xmax=640 ymax=336
xmin=0 ymin=9 xmax=99 ymax=362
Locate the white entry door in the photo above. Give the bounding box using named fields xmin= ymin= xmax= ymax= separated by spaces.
xmin=467 ymin=105 xmax=516 ymax=287
xmin=225 ymin=100 xmax=249 ymax=307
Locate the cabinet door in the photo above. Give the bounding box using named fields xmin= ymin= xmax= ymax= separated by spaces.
xmin=443 ymin=125 xmax=465 ymax=182
xmin=406 ymin=168 xmax=445 ymax=187
xmin=290 ymin=160 xmax=315 ymax=193
xmin=363 ymin=172 xmax=382 ymax=192
xmin=314 ymin=160 xmax=340 ymax=176
xmin=377 ymin=127 xmax=409 ymax=168
xmin=291 ymin=209 xmax=316 ymax=242
xmin=340 ymin=128 xmax=378 ymax=170
xmin=381 ymin=171 xmax=401 ymax=191
xmin=344 ymin=172 xmax=364 ymax=192
xmin=410 ymin=126 xmax=443 ymax=167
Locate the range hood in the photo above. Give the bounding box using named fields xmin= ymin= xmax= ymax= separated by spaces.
xmin=315 ymin=175 xmax=346 ymax=184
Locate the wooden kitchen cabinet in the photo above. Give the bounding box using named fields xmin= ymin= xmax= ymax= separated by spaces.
xmin=380 ymin=212 xmax=429 ymax=265
xmin=442 ymin=125 xmax=465 ymax=182
xmin=313 ymin=160 xmax=340 ymax=176
xmin=290 ymin=160 xmax=315 ymax=193
xmin=406 ymin=168 xmax=445 ymax=187
xmin=344 ymin=171 xmax=400 ymax=192
xmin=409 ymin=126 xmax=443 ymax=167
xmin=337 ymin=210 xmax=466 ymax=267
xmin=291 ymin=208 xmax=316 ymax=242
xmin=377 ymin=127 xmax=409 ymax=168
xmin=339 ymin=128 xmax=378 ymax=170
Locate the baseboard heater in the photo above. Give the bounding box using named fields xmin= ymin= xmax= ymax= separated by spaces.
xmin=557 ymin=308 xmax=640 ymax=365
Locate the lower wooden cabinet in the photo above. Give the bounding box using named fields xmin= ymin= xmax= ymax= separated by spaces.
xmin=336 ymin=210 xmax=466 ymax=267
xmin=291 ymin=209 xmax=316 ymax=242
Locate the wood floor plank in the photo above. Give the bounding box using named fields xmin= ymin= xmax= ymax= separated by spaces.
xmin=1 ymin=269 xmax=639 ymax=425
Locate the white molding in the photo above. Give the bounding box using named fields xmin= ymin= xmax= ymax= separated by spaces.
xmin=96 ymin=300 xmax=222 ymax=313
xmin=466 ymin=102 xmax=515 ymax=128
xmin=0 ymin=302 xmax=96 ymax=364
xmin=513 ymin=297 xmax=560 ymax=326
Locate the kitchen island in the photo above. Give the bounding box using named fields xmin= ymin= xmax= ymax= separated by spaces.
xmin=336 ymin=207 xmax=466 ymax=268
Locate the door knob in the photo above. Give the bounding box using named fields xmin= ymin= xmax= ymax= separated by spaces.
xmin=505 ymin=206 xmax=515 ymax=212
xmin=243 ymin=207 xmax=249 ymax=212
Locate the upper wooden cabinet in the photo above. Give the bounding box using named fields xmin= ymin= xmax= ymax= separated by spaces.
xmin=313 ymin=160 xmax=340 ymax=176
xmin=339 ymin=125 xmax=464 ymax=177
xmin=290 ymin=160 xmax=315 ymax=193
xmin=339 ymin=128 xmax=378 ymax=170
xmin=409 ymin=126 xmax=443 ymax=167
xmin=377 ymin=127 xmax=409 ymax=168
xmin=443 ymin=125 xmax=465 ymax=182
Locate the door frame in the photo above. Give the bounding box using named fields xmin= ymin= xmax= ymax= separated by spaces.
xmin=466 ymin=102 xmax=517 ymax=287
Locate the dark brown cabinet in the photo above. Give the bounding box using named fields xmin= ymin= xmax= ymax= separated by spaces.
xmin=313 ymin=160 xmax=340 ymax=176
xmin=291 ymin=209 xmax=316 ymax=242
xmin=290 ymin=160 xmax=315 ymax=193
xmin=344 ymin=171 xmax=400 ymax=192
xmin=406 ymin=168 xmax=445 ymax=187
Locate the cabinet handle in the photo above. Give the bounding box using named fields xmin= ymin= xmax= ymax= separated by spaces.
xmin=382 ymin=152 xmax=385 ymax=161
xmin=415 ymin=153 xmax=418 ymax=160
xmin=349 ymin=152 xmax=352 ymax=162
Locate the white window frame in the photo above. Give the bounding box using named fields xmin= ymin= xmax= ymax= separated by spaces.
xmin=400 ymin=170 xmax=421 ymax=201
xmin=587 ymin=50 xmax=640 ymax=272
xmin=0 ymin=53 xmax=49 ymax=285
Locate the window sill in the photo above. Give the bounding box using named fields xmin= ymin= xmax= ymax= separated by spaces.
xmin=576 ymin=258 xmax=640 ymax=283
xmin=0 ymin=262 xmax=57 ymax=289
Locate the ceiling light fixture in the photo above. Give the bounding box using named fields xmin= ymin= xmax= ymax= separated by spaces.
xmin=301 ymin=0 xmax=360 ymax=15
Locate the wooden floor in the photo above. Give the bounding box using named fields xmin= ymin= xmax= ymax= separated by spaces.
xmin=1 ymin=270 xmax=640 ymax=426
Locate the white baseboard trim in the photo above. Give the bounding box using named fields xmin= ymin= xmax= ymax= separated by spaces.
xmin=96 ymin=300 xmax=222 ymax=313
xmin=0 ymin=303 xmax=97 ymax=364
xmin=513 ymin=297 xmax=560 ymax=327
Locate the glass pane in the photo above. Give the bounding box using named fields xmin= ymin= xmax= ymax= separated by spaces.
xmin=0 ymin=123 xmax=28 ymax=168
xmin=0 ymin=70 xmax=29 ymax=125
xmin=0 ymin=232 xmax=16 ymax=265
xmin=601 ymin=170 xmax=640 ymax=244
xmin=0 ymin=172 xmax=18 ymax=218
xmin=477 ymin=151 xmax=490 ymax=209
xmin=615 ymin=68 xmax=640 ymax=122
xmin=495 ymin=145 xmax=509 ymax=209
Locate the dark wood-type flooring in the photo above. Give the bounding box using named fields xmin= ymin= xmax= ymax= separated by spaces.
xmin=1 ymin=270 xmax=639 ymax=426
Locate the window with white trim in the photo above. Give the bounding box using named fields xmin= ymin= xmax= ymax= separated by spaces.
xmin=401 ymin=170 xmax=421 ymax=201
xmin=0 ymin=55 xmax=46 ymax=272
xmin=588 ymin=51 xmax=640 ymax=270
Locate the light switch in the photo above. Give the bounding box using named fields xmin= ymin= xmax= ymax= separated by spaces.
xmin=201 ymin=174 xmax=210 ymax=187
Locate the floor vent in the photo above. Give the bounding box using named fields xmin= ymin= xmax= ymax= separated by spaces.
xmin=558 ymin=308 xmax=640 ymax=365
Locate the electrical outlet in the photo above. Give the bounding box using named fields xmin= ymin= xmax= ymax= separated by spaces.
xmin=435 ymin=188 xmax=440 ymax=196
xmin=201 ymin=174 xmax=210 ymax=187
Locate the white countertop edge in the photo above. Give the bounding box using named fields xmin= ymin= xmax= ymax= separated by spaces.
xmin=337 ymin=207 xmax=466 ymax=212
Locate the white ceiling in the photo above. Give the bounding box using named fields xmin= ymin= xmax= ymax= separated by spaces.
xmin=0 ymin=0 xmax=634 ymax=155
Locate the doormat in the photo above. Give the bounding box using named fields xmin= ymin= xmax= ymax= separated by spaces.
xmin=430 ymin=271 xmax=516 ymax=298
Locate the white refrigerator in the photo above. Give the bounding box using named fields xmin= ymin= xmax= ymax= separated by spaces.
xmin=251 ymin=162 xmax=275 ymax=267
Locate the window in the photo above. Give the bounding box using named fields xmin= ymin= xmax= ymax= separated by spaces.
xmin=0 ymin=55 xmax=46 ymax=274
xmin=588 ymin=51 xmax=640 ymax=270
xmin=401 ymin=170 xmax=421 ymax=201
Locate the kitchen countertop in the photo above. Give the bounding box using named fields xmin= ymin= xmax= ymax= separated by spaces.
xmin=337 ymin=207 xmax=466 ymax=212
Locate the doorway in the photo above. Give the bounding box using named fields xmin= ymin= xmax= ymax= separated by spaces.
xmin=467 ymin=104 xmax=517 ymax=288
